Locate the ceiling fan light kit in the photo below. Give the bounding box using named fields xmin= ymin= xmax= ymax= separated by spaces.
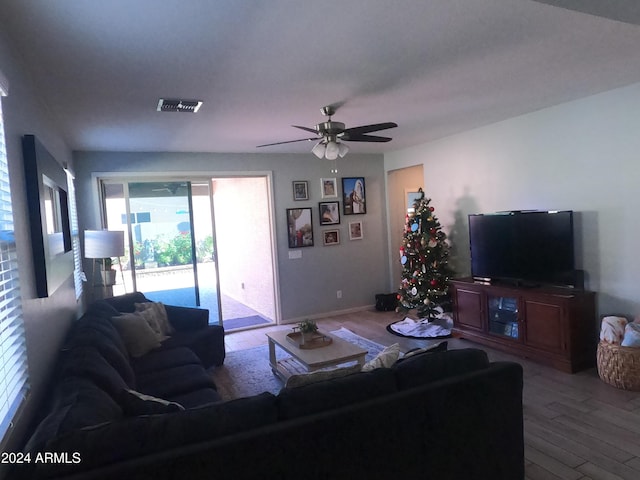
xmin=311 ymin=139 xmax=349 ymax=160
xmin=257 ymin=105 xmax=396 ymax=161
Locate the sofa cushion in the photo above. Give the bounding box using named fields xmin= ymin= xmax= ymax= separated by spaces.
xmin=24 ymin=377 xmax=123 ymax=455
xmin=57 ymin=347 xmax=129 ymax=399
xmin=102 ymin=291 xmax=148 ymax=313
xmin=85 ymin=300 xmax=121 ymax=320
xmin=135 ymin=301 xmax=174 ymax=336
xmin=67 ymin=314 xmax=129 ymax=356
xmin=34 ymin=393 xmax=277 ymax=478
xmin=131 ymin=346 xmax=201 ymax=375
xmin=136 ymin=363 xmax=216 ymax=398
xmin=63 ymin=322 xmax=135 ymax=388
xmin=119 ymin=389 xmax=185 ymax=415
xmin=157 ymin=326 xmax=224 ymax=367
xmin=110 ymin=312 xmax=162 ymax=357
xmin=394 ymin=340 xmax=448 ymax=365
xmin=393 ymin=348 xmax=490 ymax=390
xmin=277 ymin=367 xmax=397 ymax=420
xmin=167 ymin=388 xmax=221 ymax=408
xmin=285 ymin=363 xmax=362 ymax=388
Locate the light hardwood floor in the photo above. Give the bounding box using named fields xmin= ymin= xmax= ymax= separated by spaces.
xmin=224 ymin=309 xmax=640 ymax=480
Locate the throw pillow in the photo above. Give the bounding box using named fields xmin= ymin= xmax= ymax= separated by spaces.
xmin=285 ymin=363 xmax=362 ymax=388
xmin=361 ymin=343 xmax=400 ymax=372
xmin=135 ymin=301 xmax=174 ymax=336
xmin=119 ymin=389 xmax=185 ymax=416
xmin=110 ymin=313 xmax=161 ymax=357
xmin=135 ymin=307 xmax=170 ymax=342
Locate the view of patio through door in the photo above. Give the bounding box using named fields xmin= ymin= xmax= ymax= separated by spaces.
xmin=101 ymin=176 xmax=277 ymax=330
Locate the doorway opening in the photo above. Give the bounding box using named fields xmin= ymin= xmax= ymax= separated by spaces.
xmin=386 ymin=164 xmax=424 ymax=290
xmin=100 ymin=175 xmax=278 ymax=331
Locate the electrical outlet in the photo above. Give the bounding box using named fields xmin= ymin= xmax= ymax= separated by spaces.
xmin=337 ymin=290 xmax=342 ymax=299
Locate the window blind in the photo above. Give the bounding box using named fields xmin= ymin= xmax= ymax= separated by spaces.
xmin=0 ymin=83 xmax=29 ymax=443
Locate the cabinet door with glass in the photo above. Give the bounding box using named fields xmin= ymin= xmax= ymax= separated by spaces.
xmin=487 ymin=295 xmax=520 ymax=340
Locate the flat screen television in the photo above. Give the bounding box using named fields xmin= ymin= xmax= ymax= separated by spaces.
xmin=468 ymin=210 xmax=576 ymax=287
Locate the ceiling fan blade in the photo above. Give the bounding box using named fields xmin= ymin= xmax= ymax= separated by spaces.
xmin=343 ymin=122 xmax=398 ymax=136
xmin=256 ymin=137 xmax=318 ymax=148
xmin=340 ymin=133 xmax=392 ymax=142
xmin=292 ymin=125 xmax=318 ymax=134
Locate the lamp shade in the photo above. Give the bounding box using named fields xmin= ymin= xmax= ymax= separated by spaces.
xmin=338 ymin=142 xmax=349 ymax=158
xmin=325 ymin=141 xmax=339 ymax=160
xmin=311 ymin=141 xmax=326 ymax=159
xmin=84 ymin=230 xmax=125 ymax=259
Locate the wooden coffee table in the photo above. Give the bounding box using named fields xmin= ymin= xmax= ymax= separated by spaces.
xmin=266 ymin=329 xmax=367 ymax=381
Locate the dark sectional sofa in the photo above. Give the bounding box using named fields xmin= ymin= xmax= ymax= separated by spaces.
xmin=16 ymin=292 xmax=524 ymax=480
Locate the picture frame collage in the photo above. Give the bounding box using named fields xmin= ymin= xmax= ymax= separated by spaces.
xmin=287 ymin=177 xmax=366 ymax=248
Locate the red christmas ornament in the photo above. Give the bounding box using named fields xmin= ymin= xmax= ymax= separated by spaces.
xmin=429 ymin=206 xmax=435 ymax=212
xmin=430 ymin=279 xmax=438 ymax=286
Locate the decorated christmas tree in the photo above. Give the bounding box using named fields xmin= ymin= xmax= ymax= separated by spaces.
xmin=397 ymin=189 xmax=452 ymax=319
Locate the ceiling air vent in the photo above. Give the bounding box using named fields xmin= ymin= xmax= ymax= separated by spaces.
xmin=157 ymin=98 xmax=203 ymax=113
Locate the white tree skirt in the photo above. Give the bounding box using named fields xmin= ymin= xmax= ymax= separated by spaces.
xmin=388 ymin=314 xmax=453 ymax=338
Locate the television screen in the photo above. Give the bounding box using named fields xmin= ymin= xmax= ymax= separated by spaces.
xmin=468 ymin=211 xmax=575 ymax=287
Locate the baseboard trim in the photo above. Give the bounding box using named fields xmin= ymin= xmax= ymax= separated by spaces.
xmin=281 ymin=304 xmax=376 ymax=325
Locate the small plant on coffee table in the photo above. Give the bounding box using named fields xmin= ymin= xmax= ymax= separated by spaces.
xmin=298 ymin=319 xmax=318 ymax=335
xmin=296 ymin=319 xmax=319 ymax=345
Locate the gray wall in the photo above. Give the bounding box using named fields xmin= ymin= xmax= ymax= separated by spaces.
xmin=73 ymin=151 xmax=390 ymax=321
xmin=0 ymin=32 xmax=79 ymax=453
xmin=385 ymin=82 xmax=640 ymax=325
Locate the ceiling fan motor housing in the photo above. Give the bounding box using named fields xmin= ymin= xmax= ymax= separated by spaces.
xmin=316 ymin=121 xmax=345 ymax=136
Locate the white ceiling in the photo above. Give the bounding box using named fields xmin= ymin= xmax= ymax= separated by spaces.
xmin=1 ymin=0 xmax=640 ymax=155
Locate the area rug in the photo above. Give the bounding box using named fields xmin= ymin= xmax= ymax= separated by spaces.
xmin=223 ymin=315 xmax=271 ymax=330
xmin=387 ymin=314 xmax=453 ymax=339
xmin=330 ymin=327 xmax=385 ymax=357
xmin=210 ymin=328 xmax=384 ymax=401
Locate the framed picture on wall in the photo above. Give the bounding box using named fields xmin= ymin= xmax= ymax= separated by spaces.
xmin=342 ymin=177 xmax=366 ymax=215
xmin=349 ymin=220 xmax=363 ymax=240
xmin=323 ymin=229 xmax=340 ymax=246
xmin=319 ymin=201 xmax=340 ymax=225
xmin=321 ymin=178 xmax=338 ymax=198
xmin=286 ymin=207 xmax=314 ymax=248
xmin=292 ymin=181 xmax=309 ymax=201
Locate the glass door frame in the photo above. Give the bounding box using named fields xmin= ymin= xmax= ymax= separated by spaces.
xmin=93 ymin=171 xmax=282 ymax=326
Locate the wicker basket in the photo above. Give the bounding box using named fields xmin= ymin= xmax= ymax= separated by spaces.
xmin=596 ymin=341 xmax=640 ymax=391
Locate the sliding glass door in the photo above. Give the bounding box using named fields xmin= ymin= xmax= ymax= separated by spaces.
xmin=101 ymin=175 xmax=278 ymax=330
xmin=103 ymin=180 xmax=220 ymax=324
xmin=127 ymin=181 xmax=199 ymax=308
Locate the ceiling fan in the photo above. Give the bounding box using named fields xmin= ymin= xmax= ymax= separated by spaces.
xmin=257 ymin=105 xmax=397 ymax=160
